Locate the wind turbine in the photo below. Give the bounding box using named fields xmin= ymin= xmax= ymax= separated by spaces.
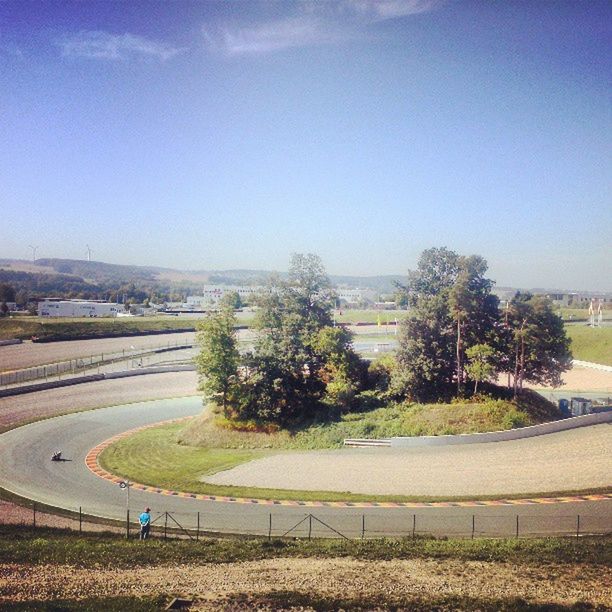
xmin=86 ymin=245 xmax=93 ymax=262
xmin=28 ymin=245 xmax=38 ymax=262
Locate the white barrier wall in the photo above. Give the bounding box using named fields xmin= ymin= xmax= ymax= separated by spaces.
xmin=389 ymin=411 xmax=612 ymax=447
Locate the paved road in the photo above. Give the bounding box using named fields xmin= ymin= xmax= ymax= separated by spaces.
xmin=0 ymin=326 xmax=377 ymax=372
xmin=0 ymin=333 xmax=197 ymax=372
xmin=1 ymin=397 xmax=610 ymax=538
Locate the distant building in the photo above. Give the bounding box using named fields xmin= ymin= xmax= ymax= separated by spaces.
xmin=37 ymin=298 xmax=121 ymax=318
xmin=187 ymin=285 xmax=271 ymax=308
xmin=336 ymin=288 xmax=376 ymax=306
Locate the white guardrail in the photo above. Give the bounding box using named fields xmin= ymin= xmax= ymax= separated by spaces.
xmin=344 ymin=411 xmax=612 ymax=448
xmin=572 ymin=359 xmax=612 ymax=373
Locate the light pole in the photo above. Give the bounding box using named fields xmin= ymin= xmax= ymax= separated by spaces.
xmin=119 ymin=480 xmax=131 ymax=511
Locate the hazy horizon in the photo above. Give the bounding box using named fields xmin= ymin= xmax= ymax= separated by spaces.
xmin=2 ymin=1 xmax=610 ymax=291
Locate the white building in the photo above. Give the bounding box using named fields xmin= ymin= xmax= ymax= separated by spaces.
xmin=187 ymin=285 xmax=270 ymax=307
xmin=335 ymin=287 xmax=377 ymax=306
xmin=38 ymin=299 xmax=121 ymax=318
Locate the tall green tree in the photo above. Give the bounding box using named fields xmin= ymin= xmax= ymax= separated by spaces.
xmin=196 ymin=305 xmax=240 ymax=414
xmin=504 ymin=293 xmax=571 ymax=396
xmin=234 ymin=253 xmax=361 ymax=425
xmin=393 ymin=248 xmax=499 ymax=401
xmin=448 ymin=255 xmax=499 ymax=395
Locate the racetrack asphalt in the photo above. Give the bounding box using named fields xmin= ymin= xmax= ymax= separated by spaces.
xmin=1 ymin=396 xmax=610 ymax=539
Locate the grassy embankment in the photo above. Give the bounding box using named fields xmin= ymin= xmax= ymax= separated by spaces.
xmin=566 ymin=325 xmax=612 ymax=366
xmin=0 ymin=310 xmax=398 ymax=342
xmin=1 ymin=524 xmax=608 ymax=567
xmin=1 ymin=525 xmax=608 ymax=611
xmin=99 ymin=391 xmax=560 ymax=503
xmin=0 ymin=315 xmax=201 ymax=342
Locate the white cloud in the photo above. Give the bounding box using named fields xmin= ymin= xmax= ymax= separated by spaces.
xmin=344 ymin=0 xmax=439 ymax=20
xmin=204 ymin=15 xmax=349 ymax=56
xmin=59 ymin=31 xmax=181 ymax=61
xmin=204 ymin=0 xmax=441 ymax=56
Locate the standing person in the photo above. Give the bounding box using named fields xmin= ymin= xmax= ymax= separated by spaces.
xmin=139 ymin=507 xmax=151 ymax=540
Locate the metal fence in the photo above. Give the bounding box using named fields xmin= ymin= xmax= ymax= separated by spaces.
xmin=2 ymin=500 xmax=610 ymax=541
xmin=0 ymin=342 xmax=195 ymax=388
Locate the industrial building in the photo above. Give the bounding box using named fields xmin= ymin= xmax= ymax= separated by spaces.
xmin=37 ymin=298 xmax=122 ymax=318
xmin=186 ymin=285 xmax=271 ymax=307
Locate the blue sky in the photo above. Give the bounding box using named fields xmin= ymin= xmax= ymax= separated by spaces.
xmin=1 ymin=0 xmax=610 ymax=290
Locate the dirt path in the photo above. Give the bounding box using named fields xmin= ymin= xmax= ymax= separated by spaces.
xmin=1 ymin=558 xmax=609 ymax=609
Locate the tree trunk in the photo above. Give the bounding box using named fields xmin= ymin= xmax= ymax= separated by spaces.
xmin=513 ymin=340 xmax=520 ymax=399
xmin=519 ymin=333 xmax=525 ymax=393
xmin=456 ymin=315 xmax=462 ymax=396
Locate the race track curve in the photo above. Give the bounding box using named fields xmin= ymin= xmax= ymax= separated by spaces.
xmin=0 ymin=396 xmax=610 ymax=539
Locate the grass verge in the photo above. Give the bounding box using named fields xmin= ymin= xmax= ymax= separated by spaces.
xmin=1 ymin=524 xmax=609 ymax=567
xmin=0 ymin=315 xmax=201 ymax=341
xmin=566 ymin=325 xmax=612 ymax=366
xmin=98 ymin=421 xmax=610 ymax=503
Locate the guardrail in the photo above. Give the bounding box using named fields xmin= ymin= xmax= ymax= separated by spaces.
xmin=344 ymin=438 xmax=392 ymax=448
xmin=344 ymin=411 xmax=612 ymax=448
xmin=0 ymin=364 xmax=196 ymax=398
xmin=0 ymin=343 xmax=194 ymax=388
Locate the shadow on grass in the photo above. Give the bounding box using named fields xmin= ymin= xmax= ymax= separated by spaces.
xmin=0 ymin=596 xmax=165 ymax=612
xmin=221 ymin=591 xmax=604 ymax=611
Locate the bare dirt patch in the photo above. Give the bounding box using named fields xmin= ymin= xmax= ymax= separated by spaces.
xmin=1 ymin=557 xmax=609 ymax=609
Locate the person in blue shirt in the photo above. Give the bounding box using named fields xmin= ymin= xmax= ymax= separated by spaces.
xmin=139 ymin=507 xmax=151 ymax=540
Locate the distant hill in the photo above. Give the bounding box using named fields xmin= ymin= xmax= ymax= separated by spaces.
xmin=0 ymin=258 xmax=407 ymax=298
xmin=6 ymin=257 xmax=599 ymax=304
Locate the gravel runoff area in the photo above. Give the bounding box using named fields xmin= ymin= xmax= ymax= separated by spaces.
xmin=0 ymin=370 xmax=199 ymax=431
xmin=529 ymin=365 xmax=612 ymax=393
xmin=205 ymin=424 xmax=612 ymax=496
xmin=1 ymin=558 xmax=610 ymax=609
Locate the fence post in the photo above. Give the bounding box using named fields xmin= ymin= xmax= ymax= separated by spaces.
xmin=308 ymin=514 xmax=312 ymax=540
xmin=33 ymin=503 xmax=36 ymax=528
xmin=164 ymin=512 xmax=168 ymax=540
xmin=361 ymin=515 xmax=365 ymax=540
xmin=412 ymin=514 xmax=416 ymax=539
xmin=196 ymin=512 xmax=200 ymax=541
xmin=576 ymin=515 xmax=580 ymax=539
xmin=126 ymin=509 xmax=130 ymax=539
xmin=515 ymin=515 xmax=519 ymax=539
xmin=79 ymin=507 xmax=82 ymax=533
xmin=268 ymin=513 xmax=272 ymax=540
xmin=471 ymin=515 xmax=475 ymax=539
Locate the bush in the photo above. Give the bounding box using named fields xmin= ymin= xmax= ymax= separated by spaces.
xmin=502 ymin=410 xmax=531 ymax=429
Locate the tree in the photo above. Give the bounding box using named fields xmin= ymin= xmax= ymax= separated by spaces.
xmin=0 ymin=284 xmax=16 ymax=303
xmin=448 ymin=255 xmax=499 ymax=395
xmin=504 ymin=293 xmax=571 ymax=397
xmin=196 ymin=305 xmax=240 ymax=414
xmin=220 ymin=291 xmax=242 ymax=310
xmin=465 ymin=344 xmax=496 ymax=394
xmin=231 ymin=253 xmax=362 ymax=425
xmin=392 ymin=248 xmax=499 ymax=401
